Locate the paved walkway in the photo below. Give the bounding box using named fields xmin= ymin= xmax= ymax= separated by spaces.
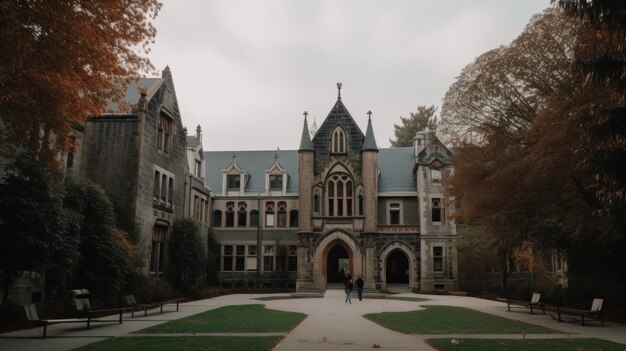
xmin=1 ymin=290 xmax=625 ymax=350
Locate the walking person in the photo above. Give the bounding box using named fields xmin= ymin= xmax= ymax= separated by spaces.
xmin=345 ymin=278 xmax=354 ymax=304
xmin=355 ymin=275 xmax=364 ymax=301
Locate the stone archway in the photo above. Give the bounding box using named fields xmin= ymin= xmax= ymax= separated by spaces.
xmin=386 ymin=250 xmax=409 ymax=284
xmin=312 ymin=231 xmax=362 ymax=288
xmin=380 ymin=241 xmax=418 ymax=290
xmin=326 ymin=244 xmax=350 ymax=284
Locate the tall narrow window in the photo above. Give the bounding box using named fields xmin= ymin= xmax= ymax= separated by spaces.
xmin=330 ymin=126 xmax=347 ymax=154
xmin=153 ymin=171 xmax=160 ymax=199
xmin=158 ymin=175 xmax=166 ymax=202
xmin=433 ymin=246 xmax=443 ymax=272
xmin=277 ymin=204 xmax=287 ymax=227
xmin=168 ymin=178 xmax=173 ymax=205
xmin=238 ymin=206 xmax=247 ymax=227
xmin=150 ymin=224 xmax=168 ymax=274
xmin=223 ymin=245 xmax=233 ymax=271
xmin=313 ymin=192 xmax=320 ymax=214
xmin=289 ymin=210 xmax=299 ymax=227
xmin=195 ymin=160 xmax=202 ymax=177
xmin=250 ymin=210 xmax=259 ymax=227
xmin=431 ymin=198 xmax=442 ymax=223
xmin=327 ymin=174 xmax=353 ymax=217
xmin=157 ymin=111 xmax=174 ymax=155
xmin=389 ymin=203 xmax=401 ymax=225
xmin=288 ymin=245 xmax=298 ymax=271
xmin=265 ymin=202 xmax=275 ymax=227
xmin=236 ymin=245 xmax=245 ymax=271
xmin=225 ymin=205 xmax=235 ymax=227
xmin=264 ymin=245 xmax=274 ymax=271
xmin=213 ymin=210 xmax=222 ymax=227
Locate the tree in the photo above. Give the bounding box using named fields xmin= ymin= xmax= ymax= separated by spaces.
xmin=0 ymin=149 xmax=78 ymax=305
xmin=554 ymin=0 xmax=626 ymax=216
xmin=167 ymin=219 xmax=206 ymax=295
xmin=205 ymin=229 xmax=220 ymax=287
xmin=389 ymin=105 xmax=437 ymax=147
xmin=440 ymin=10 xmax=579 ymax=144
xmin=0 ymin=0 xmax=161 ymax=168
xmin=63 ymin=176 xmax=137 ymax=297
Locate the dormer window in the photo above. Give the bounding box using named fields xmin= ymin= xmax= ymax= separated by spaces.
xmin=431 ymin=169 xmax=442 ymax=183
xmin=331 ymin=126 xmax=347 ymax=154
xmin=227 ymin=175 xmax=241 ymax=190
xmin=269 ymin=175 xmax=283 ymax=190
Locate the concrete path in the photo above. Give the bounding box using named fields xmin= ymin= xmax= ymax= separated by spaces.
xmin=1 ymin=290 xmax=625 ymax=350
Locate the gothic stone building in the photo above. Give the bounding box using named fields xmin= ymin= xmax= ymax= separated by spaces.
xmin=81 ymin=67 xmax=210 ymax=276
xmin=206 ymin=86 xmax=458 ymax=292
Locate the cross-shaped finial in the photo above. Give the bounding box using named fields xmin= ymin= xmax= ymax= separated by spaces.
xmin=303 ymin=111 xmax=308 ymax=120
xmin=367 ymin=110 xmax=372 ymax=119
xmin=337 ymin=82 xmax=342 ymax=99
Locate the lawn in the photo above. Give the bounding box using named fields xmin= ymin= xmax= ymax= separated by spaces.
xmin=364 ymin=305 xmax=557 ymax=334
xmin=139 ymin=304 xmax=306 ymax=333
xmin=427 ymin=338 xmax=626 ymax=351
xmin=75 ymin=336 xmax=280 ymax=351
xmin=386 ymin=297 xmax=429 ymax=302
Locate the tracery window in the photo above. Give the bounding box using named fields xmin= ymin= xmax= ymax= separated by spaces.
xmin=327 ymin=173 xmax=353 ymax=217
xmin=331 ymin=126 xmax=347 ymax=154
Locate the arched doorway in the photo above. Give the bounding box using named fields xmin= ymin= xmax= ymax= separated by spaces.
xmin=326 ymin=244 xmax=350 ymax=284
xmin=386 ymin=250 xmax=409 ymax=284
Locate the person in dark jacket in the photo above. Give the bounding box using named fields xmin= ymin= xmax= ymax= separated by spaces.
xmin=345 ymin=278 xmax=354 ymax=304
xmin=355 ymin=275 xmax=364 ymax=301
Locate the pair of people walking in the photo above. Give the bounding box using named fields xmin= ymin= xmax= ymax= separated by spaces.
xmin=343 ymin=272 xmax=364 ymax=303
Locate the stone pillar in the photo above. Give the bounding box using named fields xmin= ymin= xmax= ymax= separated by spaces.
xmin=361 ymin=151 xmax=378 ymax=232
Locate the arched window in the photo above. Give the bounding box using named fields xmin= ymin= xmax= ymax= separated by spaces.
xmin=238 ymin=206 xmax=247 ymax=227
xmin=277 ymin=202 xmax=287 ymax=227
xmin=289 ymin=210 xmax=299 ymax=227
xmin=265 ymin=202 xmax=275 ymax=227
xmin=213 ymin=210 xmax=222 ymax=227
xmin=327 ymin=173 xmax=353 ymax=217
xmin=225 ymin=204 xmax=235 ymax=227
xmin=330 ymin=126 xmax=347 ymax=154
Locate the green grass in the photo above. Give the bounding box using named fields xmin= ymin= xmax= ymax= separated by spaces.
xmin=427 ymin=338 xmax=626 ymax=351
xmin=364 ymin=306 xmax=558 ymax=334
xmin=76 ymin=336 xmax=280 ymax=351
xmin=386 ymin=297 xmax=429 ymax=302
xmin=139 ymin=304 xmax=306 ymax=333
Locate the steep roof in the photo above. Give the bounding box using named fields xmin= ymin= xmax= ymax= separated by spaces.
xmin=299 ymin=115 xmax=314 ymax=151
xmin=106 ymin=78 xmax=163 ymax=113
xmin=378 ymin=147 xmax=416 ymax=193
xmin=361 ymin=114 xmax=378 ymax=152
xmin=204 ymin=150 xmax=299 ymax=194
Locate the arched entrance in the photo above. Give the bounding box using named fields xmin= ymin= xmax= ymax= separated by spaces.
xmin=386 ymin=250 xmax=409 ymax=284
xmin=326 ymin=244 xmax=350 ymax=284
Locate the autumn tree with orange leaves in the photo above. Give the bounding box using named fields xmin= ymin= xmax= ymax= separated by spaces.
xmin=0 ymin=0 xmax=161 ymax=167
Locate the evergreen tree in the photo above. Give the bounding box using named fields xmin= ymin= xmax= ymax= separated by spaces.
xmin=167 ymin=219 xmax=206 ymax=294
xmin=389 ymin=105 xmax=437 ymax=147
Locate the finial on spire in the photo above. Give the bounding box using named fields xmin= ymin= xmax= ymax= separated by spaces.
xmin=367 ymin=110 xmax=372 ymax=120
xmin=274 ymin=151 xmax=279 ymax=162
xmin=303 ymin=110 xmax=308 ymax=121
xmin=337 ymin=82 xmax=342 ymax=99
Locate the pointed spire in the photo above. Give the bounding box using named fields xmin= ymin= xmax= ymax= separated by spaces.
xmin=299 ymin=111 xmax=314 ymax=151
xmin=310 ymin=115 xmax=318 ymax=137
xmin=361 ymin=110 xmax=378 ymax=152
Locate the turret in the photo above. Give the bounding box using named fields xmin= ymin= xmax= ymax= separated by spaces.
xmin=298 ymin=111 xmax=314 ymax=232
xmin=360 ymin=111 xmax=378 ymax=233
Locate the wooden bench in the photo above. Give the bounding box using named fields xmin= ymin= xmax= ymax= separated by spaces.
xmin=124 ymin=295 xmax=185 ymax=317
xmin=498 ymin=293 xmax=544 ymax=314
xmin=24 ymin=304 xmax=89 ymax=338
xmin=555 ymin=298 xmax=604 ymax=326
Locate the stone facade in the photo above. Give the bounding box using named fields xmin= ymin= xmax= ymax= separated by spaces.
xmin=81 ymin=67 xmax=206 ymax=275
xmin=206 ymin=86 xmax=458 ymax=292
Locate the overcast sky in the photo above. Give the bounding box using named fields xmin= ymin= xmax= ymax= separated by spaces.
xmin=149 ymin=0 xmax=550 ymax=151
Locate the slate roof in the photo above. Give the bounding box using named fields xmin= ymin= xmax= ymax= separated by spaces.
xmin=186 ymin=135 xmax=199 ymax=148
xmin=378 ymin=147 xmax=417 ymax=193
xmin=106 ymin=78 xmax=163 ymax=113
xmin=361 ymin=116 xmax=378 ymax=151
xmin=204 ymin=150 xmax=299 ymax=194
xmin=205 ymin=147 xmax=417 ymax=195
